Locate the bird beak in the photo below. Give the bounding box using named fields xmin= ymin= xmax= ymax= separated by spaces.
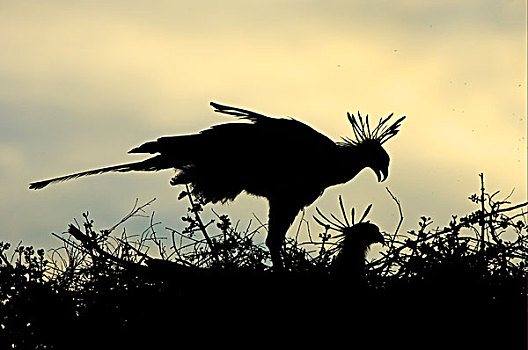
xmin=377 ymin=169 xmax=388 ymax=182
xmin=378 ymin=233 xmax=386 ymax=246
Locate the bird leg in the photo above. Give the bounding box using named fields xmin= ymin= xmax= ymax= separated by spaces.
xmin=266 ymin=201 xmax=300 ymax=271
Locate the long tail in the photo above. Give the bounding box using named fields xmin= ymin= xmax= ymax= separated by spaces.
xmin=29 ymin=156 xmax=167 ymax=190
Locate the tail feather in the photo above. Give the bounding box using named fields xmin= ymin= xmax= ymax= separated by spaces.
xmin=128 ymin=141 xmax=159 ymax=154
xmin=29 ymin=157 xmax=167 ymax=190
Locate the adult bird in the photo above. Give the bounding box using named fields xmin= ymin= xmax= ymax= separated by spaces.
xmin=29 ymin=102 xmax=405 ymax=269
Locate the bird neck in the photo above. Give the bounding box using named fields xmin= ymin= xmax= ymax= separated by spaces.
xmin=333 ymin=240 xmax=369 ymax=277
xmin=330 ymin=144 xmax=369 ymax=184
xmin=344 ymin=240 xmax=369 ymax=263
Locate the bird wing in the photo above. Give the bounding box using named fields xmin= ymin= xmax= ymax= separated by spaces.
xmin=210 ymin=102 xmax=337 ymax=149
xmin=128 ymin=135 xmax=196 ymax=154
xmin=209 ymin=102 xmax=271 ymax=123
xmin=130 ymin=103 xmax=337 ymax=156
xmin=129 ymin=103 xmax=272 ymax=155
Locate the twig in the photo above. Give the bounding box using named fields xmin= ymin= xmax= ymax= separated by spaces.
xmin=0 ymin=248 xmax=11 ymax=266
xmin=386 ymin=187 xmax=404 ymax=251
xmin=339 ymin=196 xmax=350 ymax=227
xmin=106 ymin=198 xmax=156 ymax=234
xmin=494 ymin=201 xmax=528 ymax=214
xmin=67 ymin=224 xmax=145 ymax=270
xmin=479 ymin=173 xmax=486 ymax=251
xmin=252 ymin=213 xmax=268 ymax=233
xmin=183 ymin=185 xmax=220 ymax=264
xmin=295 ymin=209 xmax=306 ymax=241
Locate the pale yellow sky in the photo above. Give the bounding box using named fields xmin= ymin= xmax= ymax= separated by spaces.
xmin=0 ymin=1 xmax=526 ymax=249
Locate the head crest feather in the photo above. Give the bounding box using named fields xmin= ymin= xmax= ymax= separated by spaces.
xmin=343 ymin=111 xmax=405 ymax=146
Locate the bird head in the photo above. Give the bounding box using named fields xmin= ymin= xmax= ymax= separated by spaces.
xmin=314 ymin=200 xmax=385 ymax=276
xmin=341 ymin=110 xmax=405 ymax=183
xmin=358 ymin=140 xmax=390 ymax=182
xmin=334 ymin=222 xmax=384 ymax=273
xmin=340 ymin=222 xmax=385 ymax=250
xmin=314 ymin=201 xmax=385 ymax=250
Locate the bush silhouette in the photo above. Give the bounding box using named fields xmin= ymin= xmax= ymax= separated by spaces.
xmin=2 ymin=175 xmax=527 ymax=349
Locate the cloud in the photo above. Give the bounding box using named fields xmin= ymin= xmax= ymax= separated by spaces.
xmin=0 ymin=0 xmax=525 ymax=248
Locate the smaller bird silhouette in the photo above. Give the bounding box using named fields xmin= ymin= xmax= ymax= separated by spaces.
xmin=331 ymin=222 xmax=384 ymax=277
xmin=29 ymin=102 xmax=404 ymax=269
xmin=314 ymin=199 xmax=384 ymax=277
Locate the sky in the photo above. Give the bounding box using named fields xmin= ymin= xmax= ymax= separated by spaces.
xmin=0 ymin=1 xmax=526 ymax=253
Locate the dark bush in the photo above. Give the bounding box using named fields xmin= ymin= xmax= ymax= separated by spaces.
xmin=1 ymin=176 xmax=526 ymax=349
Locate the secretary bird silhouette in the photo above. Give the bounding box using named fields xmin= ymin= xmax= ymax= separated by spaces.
xmin=314 ymin=199 xmax=384 ymax=278
xmin=29 ymin=102 xmax=405 ymax=269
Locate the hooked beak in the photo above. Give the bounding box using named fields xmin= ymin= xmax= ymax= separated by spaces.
xmin=376 ymin=232 xmax=386 ymax=246
xmin=376 ymin=168 xmax=388 ymax=182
